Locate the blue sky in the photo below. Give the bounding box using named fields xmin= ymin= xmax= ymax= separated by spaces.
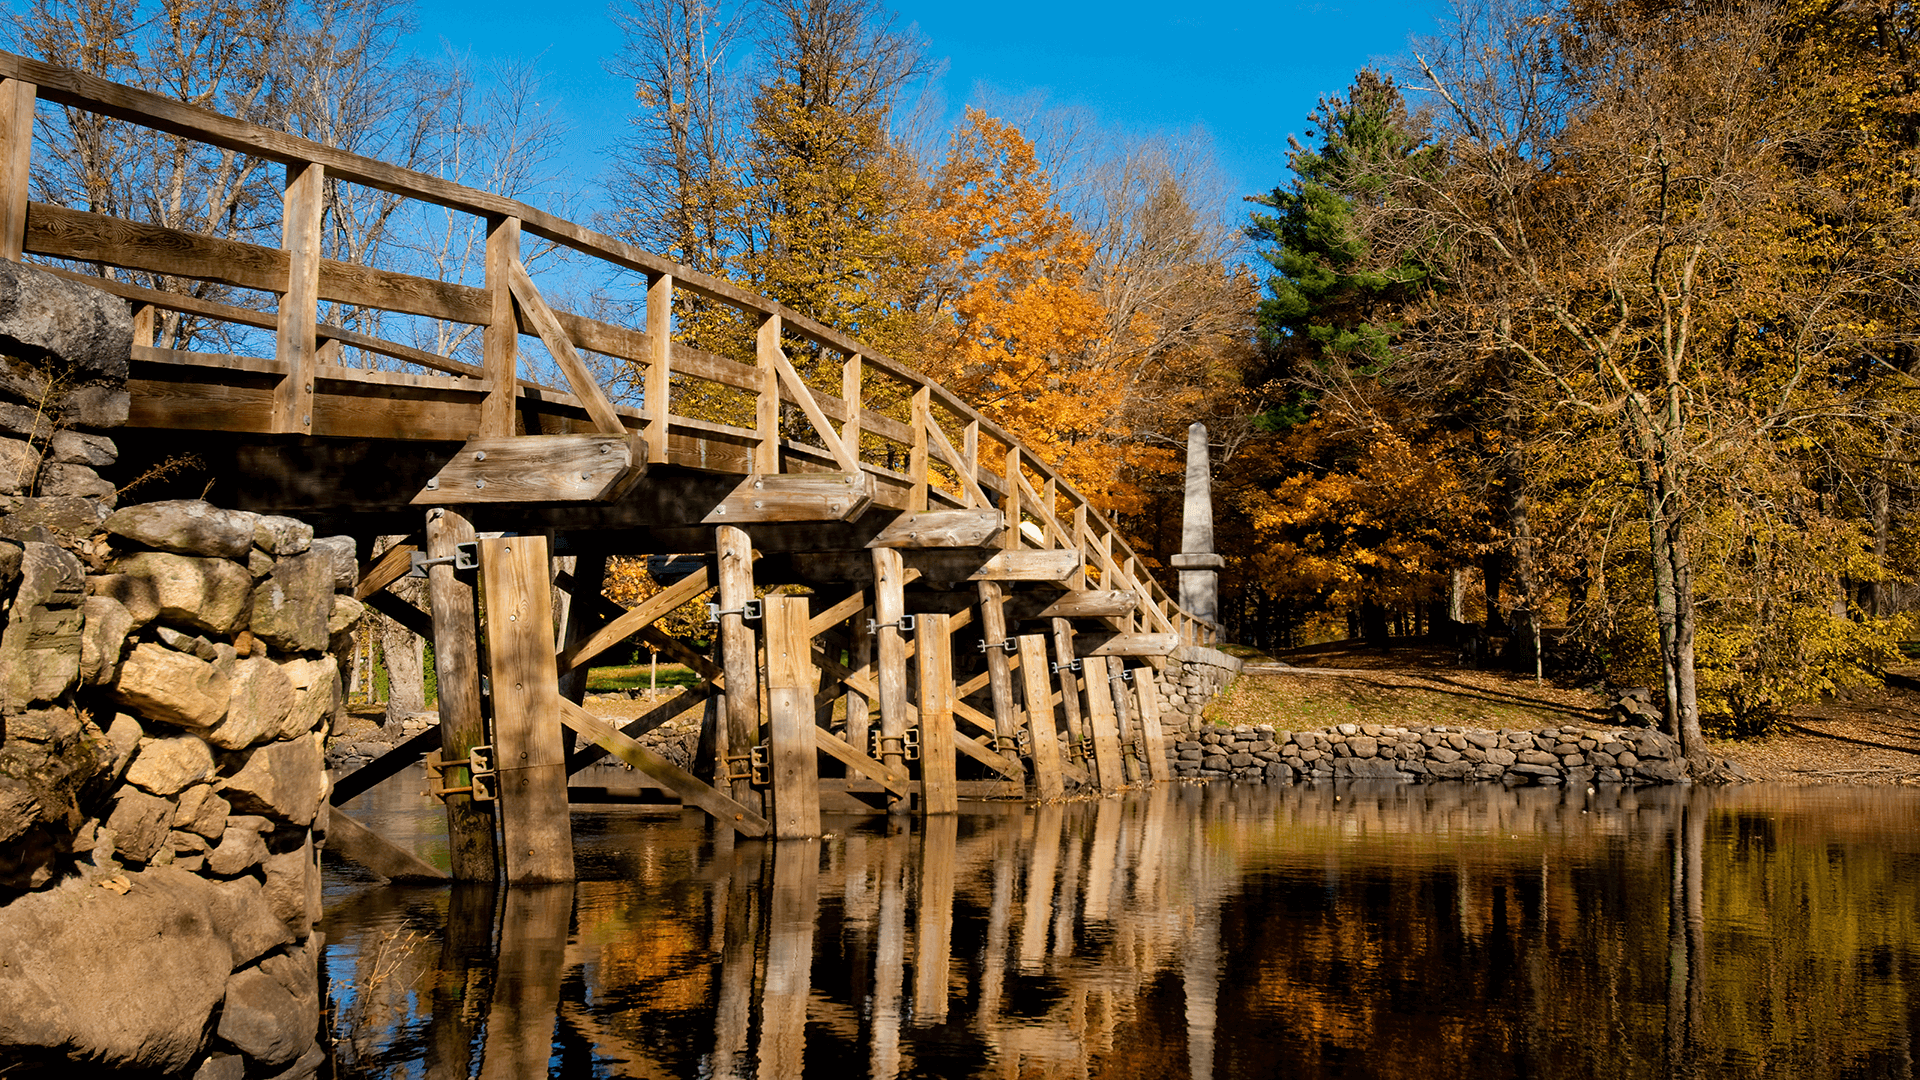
xmin=409 ymin=0 xmax=1453 ymax=216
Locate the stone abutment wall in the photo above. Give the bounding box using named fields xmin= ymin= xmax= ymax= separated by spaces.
xmin=0 ymin=262 xmax=359 ymax=1078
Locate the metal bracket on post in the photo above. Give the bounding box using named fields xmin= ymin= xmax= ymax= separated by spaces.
xmin=1051 ymin=658 xmax=1083 ymax=675
xmin=425 ymin=743 xmax=497 ymax=802
xmin=723 ymin=752 xmax=755 ymax=784
xmin=1110 ymin=668 xmax=1134 ymax=683
xmin=902 ymin=727 xmax=921 ymax=761
xmin=406 ymin=541 xmax=479 ymax=578
xmin=748 ymin=744 xmax=771 ymax=787
xmin=976 ymin=637 xmax=1017 ymax=654
xmin=706 ymin=598 xmax=764 ymax=624
xmin=997 ymin=730 xmax=1029 ymax=754
xmin=866 ymin=614 xmax=915 ymax=635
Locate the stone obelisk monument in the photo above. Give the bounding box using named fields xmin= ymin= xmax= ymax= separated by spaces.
xmin=1171 ymin=422 xmax=1223 ymax=631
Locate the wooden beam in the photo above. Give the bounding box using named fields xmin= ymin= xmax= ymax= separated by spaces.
xmin=703 ymin=471 xmax=874 ymax=524
xmin=272 ymin=161 xmax=322 ymax=435
xmin=0 ymin=78 xmax=31 ymax=261
xmin=413 ymin=434 xmax=635 ymax=504
xmin=507 ymin=258 xmax=630 ymax=440
xmin=566 ymin=686 xmax=708 ymax=772
xmin=1050 ymin=617 xmax=1086 ymax=743
xmin=1006 ymin=590 xmax=1137 ymax=621
xmin=715 ymin=525 xmax=760 ymax=809
xmin=363 ymin=590 xmax=432 ymax=644
xmin=1135 ymin=671 xmax=1172 ymax=783
xmin=866 ymin=509 xmax=1005 ymax=549
xmin=557 ymin=565 xmax=713 ymax=675
xmin=327 ymin=725 xmax=443 ymax=806
xmin=480 ymin=534 xmax=574 ymax=884
xmin=356 ymin=535 xmax=423 ymax=600
xmin=766 ymin=340 xmax=860 ymax=473
xmin=322 ymin=810 xmax=449 ymax=882
xmin=644 ymin=272 xmax=671 ymax=463
xmin=482 ymin=217 xmax=519 ymax=438
xmin=756 ymin=315 xmax=781 ymax=473
xmin=915 ymin=612 xmax=958 ymax=815
xmin=787 ymin=548 xmax=1079 ymax=584
xmin=805 ymin=588 xmax=868 ymax=637
xmin=1081 ymin=656 xmax=1125 ymax=794
xmin=872 ymin=547 xmax=910 ymax=813
xmin=909 ymin=386 xmax=930 ymax=513
xmin=424 ymin=505 xmax=495 ymax=880
xmin=918 ymin=401 xmax=989 ymax=508
xmin=977 ymin=580 xmax=1022 ymax=779
xmin=842 ymin=354 xmax=863 ymax=465
xmin=1074 ymin=632 xmax=1181 ymax=657
xmin=1017 ymin=635 xmax=1065 ymax=800
xmin=559 ymin=700 xmax=769 ymax=837
xmin=764 ymin=595 xmax=822 ymax=839
xmin=814 ymin=726 xmax=906 ymax=795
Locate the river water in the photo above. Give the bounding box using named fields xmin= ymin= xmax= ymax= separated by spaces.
xmin=322 ymin=774 xmax=1920 ymax=1079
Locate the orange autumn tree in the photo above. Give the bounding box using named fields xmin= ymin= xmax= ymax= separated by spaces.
xmin=913 ymin=111 xmax=1162 ymax=514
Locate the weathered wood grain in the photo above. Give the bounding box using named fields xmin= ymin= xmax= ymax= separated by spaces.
xmin=866 ymin=509 xmax=1005 ymax=549
xmin=412 ymin=434 xmax=634 ymax=505
xmin=764 ymin=594 xmax=822 ymax=839
xmin=703 ymin=471 xmax=874 ymax=523
xmin=1017 ymin=635 xmax=1065 ymax=800
xmin=424 ymin=507 xmax=496 ymax=880
xmin=479 ymin=534 xmax=574 ymax=884
xmin=558 ymin=700 xmax=769 ymax=837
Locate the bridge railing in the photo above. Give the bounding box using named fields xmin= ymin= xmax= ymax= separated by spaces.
xmin=0 ymin=53 xmax=1211 ymax=647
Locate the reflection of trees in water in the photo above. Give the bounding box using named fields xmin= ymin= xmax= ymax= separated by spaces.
xmin=323 ymin=786 xmax=1920 ymax=1079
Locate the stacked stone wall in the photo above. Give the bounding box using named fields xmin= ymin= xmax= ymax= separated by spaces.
xmin=1152 ymin=644 xmax=1243 ymax=732
xmin=1168 ymin=721 xmax=1696 ymax=786
xmin=0 ymin=262 xmax=360 ymax=1077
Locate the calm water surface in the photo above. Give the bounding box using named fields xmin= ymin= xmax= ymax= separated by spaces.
xmin=323 ymin=774 xmax=1920 ymax=1078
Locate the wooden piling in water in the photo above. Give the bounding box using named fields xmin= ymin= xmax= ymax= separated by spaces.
xmin=716 ymin=525 xmax=761 ymax=810
xmin=915 ymin=612 xmax=959 ymax=815
xmin=1018 ymin=634 xmax=1066 ymax=801
xmin=765 ymin=594 xmax=822 ymax=839
xmin=1081 ymin=655 xmax=1126 ymax=794
xmin=479 ymin=533 xmax=574 ymax=884
xmin=424 ymin=507 xmax=496 ymax=881
xmin=872 ymin=547 xmax=911 ymax=813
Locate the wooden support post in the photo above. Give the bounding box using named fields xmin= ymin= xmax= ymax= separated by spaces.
xmin=479 ymin=534 xmax=573 ymax=884
xmin=554 ymin=553 xmax=605 ymax=706
xmin=272 ymin=161 xmax=322 ymax=435
xmin=425 ymin=507 xmax=496 ymax=881
xmin=845 ymin=610 xmax=873 ymax=769
xmin=715 ymin=525 xmax=761 ymax=809
xmin=644 ymin=272 xmax=672 ymax=463
xmin=1050 ymin=617 xmax=1086 ymax=743
xmin=912 ymin=814 xmax=958 ymax=1025
xmin=977 ymin=580 xmax=1022 ymax=779
xmin=1018 ymin=634 xmax=1065 ymax=801
xmin=915 ymin=612 xmax=959 ymax=815
xmin=766 ymin=594 xmax=822 ymax=839
xmin=1135 ymin=669 xmax=1172 ymax=782
xmin=0 ymin=79 xmax=32 ymax=262
xmin=872 ymin=547 xmax=911 ymax=814
xmin=1109 ymin=662 xmax=1137 ymax=783
xmin=1081 ymin=655 xmax=1125 ymax=794
xmin=481 ymin=216 xmax=520 ymax=438
xmin=755 ymin=314 xmax=780 ymax=473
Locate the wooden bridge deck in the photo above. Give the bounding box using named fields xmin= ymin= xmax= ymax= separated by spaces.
xmin=0 ymin=52 xmax=1213 ymax=882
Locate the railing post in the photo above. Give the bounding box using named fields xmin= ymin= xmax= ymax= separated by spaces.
xmin=756 ymin=314 xmax=780 ymax=473
xmin=909 ymin=386 xmax=930 ymax=513
xmin=272 ymin=161 xmax=322 ymax=434
xmin=481 ymin=215 xmax=520 ymax=437
xmin=841 ymin=354 xmax=863 ymax=463
xmin=0 ymin=78 xmax=32 ymax=261
xmin=645 ymin=272 xmax=672 ymax=463
xmin=1003 ymin=448 xmax=1022 ymax=548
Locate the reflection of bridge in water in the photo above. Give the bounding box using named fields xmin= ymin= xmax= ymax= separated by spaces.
xmin=323 ymin=782 xmax=1920 ymax=1079
xmin=0 ymin=54 xmax=1215 ymax=884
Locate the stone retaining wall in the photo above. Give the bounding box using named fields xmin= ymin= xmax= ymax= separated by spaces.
xmin=1169 ymin=721 xmax=1694 ymax=786
xmin=1152 ymin=644 xmax=1243 ymax=732
xmin=0 ymin=262 xmax=358 ymax=1078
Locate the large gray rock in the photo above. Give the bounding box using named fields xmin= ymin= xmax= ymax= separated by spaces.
xmin=249 ymin=551 xmax=332 ymax=654
xmin=36 ymin=461 xmax=115 ymax=504
xmin=104 ymin=500 xmax=257 ymax=560
xmin=204 ymin=656 xmax=294 ymax=750
xmin=79 ymin=593 xmax=133 ymax=685
xmin=206 ymin=821 xmax=269 ymax=877
xmin=221 ymin=735 xmax=324 ymax=827
xmin=46 ymin=428 xmax=115 ymax=467
xmin=109 ymin=641 xmax=231 ymax=729
xmin=310 ymin=535 xmax=357 ymax=589
xmin=0 ymin=541 xmax=85 ymax=709
xmin=110 ymin=550 xmax=253 ymax=635
xmin=278 ymin=657 xmax=338 ymax=740
xmin=0 ymin=259 xmax=132 ymax=386
xmin=252 ymin=516 xmax=313 ymax=557
xmin=123 ymin=734 xmax=215 ymax=796
xmin=0 ymin=866 xmax=231 ymax=1073
xmin=216 ymin=944 xmax=320 ymax=1068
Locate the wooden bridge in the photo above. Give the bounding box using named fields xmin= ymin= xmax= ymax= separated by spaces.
xmin=0 ymin=53 xmax=1213 ymax=883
